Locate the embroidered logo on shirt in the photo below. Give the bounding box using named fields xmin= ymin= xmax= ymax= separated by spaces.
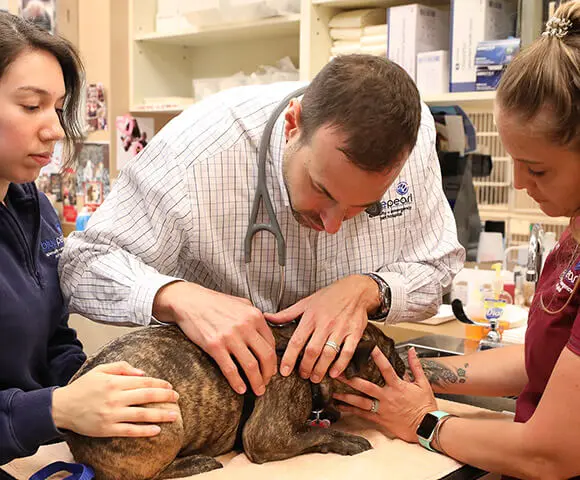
xmin=396 ymin=181 xmax=409 ymax=196
xmin=367 ymin=182 xmax=414 ymax=221
xmin=556 ymin=267 xmax=579 ymax=294
xmin=41 ymin=233 xmax=65 ymax=259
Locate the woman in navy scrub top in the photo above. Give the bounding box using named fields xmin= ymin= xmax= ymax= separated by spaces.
xmin=0 ymin=12 xmax=178 ymax=465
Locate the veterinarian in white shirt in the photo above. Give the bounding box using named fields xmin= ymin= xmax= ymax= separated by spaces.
xmin=60 ymin=55 xmax=464 ymax=398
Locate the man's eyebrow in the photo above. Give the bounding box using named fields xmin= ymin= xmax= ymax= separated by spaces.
xmin=16 ymin=86 xmax=66 ymax=100
xmin=313 ymin=180 xmax=379 ymax=209
xmin=514 ymin=157 xmax=542 ymax=165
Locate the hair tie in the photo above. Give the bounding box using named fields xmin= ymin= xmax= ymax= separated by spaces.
xmin=542 ymin=16 xmax=573 ymax=39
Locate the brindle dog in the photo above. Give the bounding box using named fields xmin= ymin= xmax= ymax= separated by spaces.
xmin=66 ymin=322 xmax=405 ymax=479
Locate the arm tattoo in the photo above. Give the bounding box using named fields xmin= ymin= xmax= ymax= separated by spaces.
xmin=405 ymin=356 xmax=469 ymax=388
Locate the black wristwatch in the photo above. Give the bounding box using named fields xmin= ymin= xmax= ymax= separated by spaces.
xmin=363 ymin=272 xmax=391 ymax=321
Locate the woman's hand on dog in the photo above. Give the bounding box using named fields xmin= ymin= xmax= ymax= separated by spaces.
xmin=52 ymin=361 xmax=180 ymax=437
xmin=333 ymin=347 xmax=438 ymax=443
xmin=265 ymin=274 xmax=378 ymax=383
xmin=153 ymin=281 xmax=277 ymax=397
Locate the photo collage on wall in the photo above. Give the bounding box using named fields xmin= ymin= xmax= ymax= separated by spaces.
xmin=36 ymin=142 xmax=110 ymax=223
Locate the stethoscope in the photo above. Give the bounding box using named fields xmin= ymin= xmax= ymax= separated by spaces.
xmin=243 ymin=85 xmax=383 ymax=313
xmin=243 ymin=86 xmax=308 ymax=313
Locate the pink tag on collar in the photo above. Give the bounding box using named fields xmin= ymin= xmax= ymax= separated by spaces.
xmin=306 ymin=418 xmax=331 ymax=428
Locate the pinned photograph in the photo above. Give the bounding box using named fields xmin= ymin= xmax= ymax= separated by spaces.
xmin=76 ymin=142 xmax=110 ymax=201
xmin=84 ymin=181 xmax=104 ymax=207
xmin=61 ymin=168 xmax=78 ymax=222
xmin=19 ymin=0 xmax=55 ymax=34
xmin=115 ymin=114 xmax=154 ymax=170
xmin=86 ymin=83 xmax=108 ymax=132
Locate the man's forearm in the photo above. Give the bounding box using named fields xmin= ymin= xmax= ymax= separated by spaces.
xmin=404 ymin=344 xmax=527 ymax=397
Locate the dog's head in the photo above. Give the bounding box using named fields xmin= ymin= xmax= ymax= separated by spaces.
xmin=342 ymin=322 xmax=406 ymax=385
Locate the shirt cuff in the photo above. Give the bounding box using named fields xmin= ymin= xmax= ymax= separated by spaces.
xmin=129 ymin=273 xmax=184 ymax=325
xmin=375 ymin=271 xmax=407 ymax=324
xmin=10 ymin=388 xmax=62 ymax=456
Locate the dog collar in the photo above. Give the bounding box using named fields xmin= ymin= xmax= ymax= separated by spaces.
xmin=306 ymin=382 xmax=331 ymax=428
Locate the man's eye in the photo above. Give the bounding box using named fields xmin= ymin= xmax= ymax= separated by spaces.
xmin=528 ymin=168 xmax=545 ymax=177
xmin=22 ymin=105 xmax=39 ymax=112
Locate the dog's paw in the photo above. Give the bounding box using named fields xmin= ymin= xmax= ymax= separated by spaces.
xmin=329 ymin=434 xmax=372 ymax=456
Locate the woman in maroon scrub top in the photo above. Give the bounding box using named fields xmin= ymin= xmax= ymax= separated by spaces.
xmin=332 ymin=2 xmax=580 ymax=478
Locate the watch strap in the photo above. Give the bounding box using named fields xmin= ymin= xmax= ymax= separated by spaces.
xmin=363 ymin=272 xmax=391 ymax=321
xmin=417 ymin=410 xmax=451 ymax=452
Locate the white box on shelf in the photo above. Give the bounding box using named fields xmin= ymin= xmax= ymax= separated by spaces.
xmin=157 ymin=0 xmax=180 ymax=17
xmin=450 ymin=0 xmax=516 ymax=92
xmin=178 ymin=0 xmax=219 ymax=12
xmin=179 ymin=0 xmax=222 ymax=28
xmin=417 ymin=50 xmax=449 ymax=95
xmin=387 ymin=4 xmax=449 ymax=81
xmin=155 ymin=14 xmax=194 ymax=33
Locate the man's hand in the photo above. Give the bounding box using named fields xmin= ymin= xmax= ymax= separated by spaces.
xmin=264 ymin=274 xmax=380 ymax=383
xmin=153 ymin=282 xmax=277 ymax=396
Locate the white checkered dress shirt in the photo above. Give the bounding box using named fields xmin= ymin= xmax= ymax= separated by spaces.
xmin=59 ymin=82 xmax=465 ymax=325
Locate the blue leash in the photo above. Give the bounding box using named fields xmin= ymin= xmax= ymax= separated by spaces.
xmin=29 ymin=462 xmax=94 ymax=480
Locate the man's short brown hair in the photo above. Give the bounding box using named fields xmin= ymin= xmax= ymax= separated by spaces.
xmin=300 ymin=55 xmax=422 ymax=172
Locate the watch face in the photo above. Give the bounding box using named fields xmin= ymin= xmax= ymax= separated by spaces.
xmin=417 ymin=413 xmax=439 ymax=438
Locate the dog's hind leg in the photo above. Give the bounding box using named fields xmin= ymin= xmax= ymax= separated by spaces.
xmin=245 ymin=423 xmax=372 ymax=464
xmin=153 ymin=454 xmax=223 ymax=479
xmin=242 ymin=373 xmax=372 ymax=464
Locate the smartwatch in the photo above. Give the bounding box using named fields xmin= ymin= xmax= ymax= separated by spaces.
xmin=416 ymin=410 xmax=451 ymax=452
xmin=363 ymin=272 xmax=391 ymax=321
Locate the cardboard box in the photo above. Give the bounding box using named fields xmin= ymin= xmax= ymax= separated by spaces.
xmin=475 ymin=37 xmax=521 ymax=66
xmin=450 ymin=0 xmax=516 ymax=92
xmin=387 ymin=4 xmax=449 ymax=80
xmin=417 ymin=50 xmax=449 ymax=95
xmin=475 ymin=38 xmax=520 ymax=91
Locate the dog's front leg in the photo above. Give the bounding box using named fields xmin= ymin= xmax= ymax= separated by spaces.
xmin=242 ymin=373 xmax=372 ymax=464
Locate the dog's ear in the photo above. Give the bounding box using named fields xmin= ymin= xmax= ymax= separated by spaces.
xmin=344 ymin=340 xmax=376 ymax=379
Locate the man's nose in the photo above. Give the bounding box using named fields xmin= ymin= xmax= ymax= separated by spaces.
xmin=320 ymin=206 xmax=345 ymax=234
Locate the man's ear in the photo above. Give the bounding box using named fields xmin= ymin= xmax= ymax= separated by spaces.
xmin=284 ymin=99 xmax=302 ymax=142
xmin=344 ymin=340 xmax=376 ymax=379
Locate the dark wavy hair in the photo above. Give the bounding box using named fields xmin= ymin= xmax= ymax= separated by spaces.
xmin=0 ymin=11 xmax=85 ymax=169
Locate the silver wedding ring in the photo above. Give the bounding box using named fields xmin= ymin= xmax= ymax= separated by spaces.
xmin=324 ymin=340 xmax=340 ymax=354
xmin=370 ymin=398 xmax=380 ymax=414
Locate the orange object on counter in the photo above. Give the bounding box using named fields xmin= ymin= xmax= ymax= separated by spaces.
xmin=464 ymin=321 xmax=508 ymax=341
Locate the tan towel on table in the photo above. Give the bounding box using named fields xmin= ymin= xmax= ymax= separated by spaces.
xmin=2 ymin=399 xmax=511 ymax=480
